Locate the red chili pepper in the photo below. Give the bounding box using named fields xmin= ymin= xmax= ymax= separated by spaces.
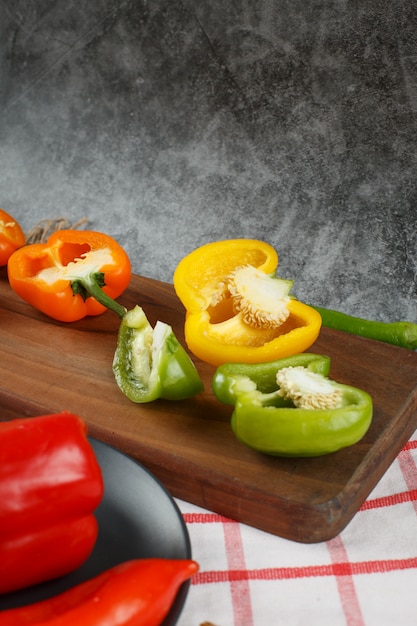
xmin=7 ymin=229 xmax=131 ymax=322
xmin=0 ymin=209 xmax=25 ymax=266
xmin=0 ymin=413 xmax=104 ymax=594
xmin=0 ymin=558 xmax=199 ymax=626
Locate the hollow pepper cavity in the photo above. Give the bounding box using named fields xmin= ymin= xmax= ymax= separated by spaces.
xmin=7 ymin=229 xmax=131 ymax=321
xmin=0 ymin=558 xmax=199 ymax=626
xmin=0 ymin=412 xmax=104 ymax=594
xmin=0 ymin=209 xmax=25 ymax=266
xmin=173 ymin=239 xmax=322 ymax=366
xmin=113 ymin=305 xmax=204 ymax=402
xmin=212 ymin=353 xmax=373 ymax=457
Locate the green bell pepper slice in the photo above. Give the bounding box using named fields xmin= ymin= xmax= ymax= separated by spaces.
xmin=212 ymin=353 xmax=373 ymax=457
xmin=113 ymin=305 xmax=204 ymax=402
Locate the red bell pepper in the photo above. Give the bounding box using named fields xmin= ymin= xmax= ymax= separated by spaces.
xmin=0 ymin=558 xmax=199 ymax=626
xmin=0 ymin=413 xmax=104 ymax=594
xmin=0 ymin=209 xmax=25 ymax=266
xmin=7 ymin=229 xmax=131 ymax=322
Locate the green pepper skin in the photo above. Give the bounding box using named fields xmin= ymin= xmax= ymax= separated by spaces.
xmin=213 ymin=353 xmax=331 ymax=405
xmin=113 ymin=305 xmax=204 ymax=402
xmin=212 ymin=354 xmax=373 ymax=457
xmin=311 ymin=306 xmax=417 ymax=350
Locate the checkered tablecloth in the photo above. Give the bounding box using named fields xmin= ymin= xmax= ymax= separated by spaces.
xmin=176 ymin=429 xmax=417 ymax=626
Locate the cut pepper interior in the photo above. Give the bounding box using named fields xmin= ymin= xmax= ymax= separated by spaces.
xmin=276 ymin=366 xmax=343 ymax=409
xmin=35 ymin=245 xmax=115 ymax=285
xmin=174 ymin=239 xmax=322 ymax=366
xmin=212 ymin=354 xmax=374 ymax=457
xmin=113 ymin=305 xmax=204 ymax=402
xmin=7 ymin=229 xmax=132 ymax=321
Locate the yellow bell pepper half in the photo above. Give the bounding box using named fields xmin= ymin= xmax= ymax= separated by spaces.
xmin=173 ymin=239 xmax=322 ymax=366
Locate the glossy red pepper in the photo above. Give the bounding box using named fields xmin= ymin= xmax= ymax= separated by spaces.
xmin=0 ymin=413 xmax=104 ymax=594
xmin=0 ymin=558 xmax=199 ymax=626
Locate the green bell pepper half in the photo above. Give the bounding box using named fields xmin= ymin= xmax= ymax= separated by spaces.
xmin=212 ymin=353 xmax=373 ymax=457
xmin=113 ymin=305 xmax=204 ymax=402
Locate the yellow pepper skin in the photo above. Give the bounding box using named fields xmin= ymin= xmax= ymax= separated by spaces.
xmin=173 ymin=239 xmax=322 ymax=367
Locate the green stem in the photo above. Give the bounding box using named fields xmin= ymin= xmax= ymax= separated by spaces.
xmin=73 ymin=273 xmax=127 ymax=319
xmin=311 ymin=306 xmax=417 ymax=350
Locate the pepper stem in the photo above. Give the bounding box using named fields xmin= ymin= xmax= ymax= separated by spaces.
xmin=72 ymin=273 xmax=127 ymax=319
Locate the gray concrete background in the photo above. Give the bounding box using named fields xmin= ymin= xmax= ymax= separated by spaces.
xmin=1 ymin=0 xmax=416 ymax=322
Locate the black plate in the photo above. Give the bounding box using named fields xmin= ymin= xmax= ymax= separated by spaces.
xmin=0 ymin=438 xmax=192 ymax=625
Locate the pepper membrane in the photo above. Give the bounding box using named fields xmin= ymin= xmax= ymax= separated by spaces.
xmin=113 ymin=305 xmax=204 ymax=402
xmin=0 ymin=412 xmax=104 ymax=594
xmin=212 ymin=353 xmax=373 ymax=457
xmin=7 ymin=229 xmax=131 ymax=322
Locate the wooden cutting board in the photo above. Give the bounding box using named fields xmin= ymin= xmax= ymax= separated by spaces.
xmin=1 ymin=268 xmax=417 ymax=543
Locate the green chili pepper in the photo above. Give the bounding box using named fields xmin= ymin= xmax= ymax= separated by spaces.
xmin=113 ymin=305 xmax=204 ymax=402
xmin=212 ymin=353 xmax=373 ymax=457
xmin=311 ymin=306 xmax=417 ymax=350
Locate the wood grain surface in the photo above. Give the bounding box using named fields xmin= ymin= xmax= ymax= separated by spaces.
xmin=1 ymin=268 xmax=416 ymax=543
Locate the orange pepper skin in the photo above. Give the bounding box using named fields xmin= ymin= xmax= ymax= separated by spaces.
xmin=174 ymin=239 xmax=322 ymax=367
xmin=0 ymin=558 xmax=199 ymax=626
xmin=7 ymin=230 xmax=131 ymax=322
xmin=0 ymin=209 xmax=25 ymax=266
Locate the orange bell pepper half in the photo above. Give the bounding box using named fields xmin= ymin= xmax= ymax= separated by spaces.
xmin=7 ymin=229 xmax=131 ymax=322
xmin=0 ymin=209 xmax=25 ymax=266
xmin=173 ymin=239 xmax=322 ymax=366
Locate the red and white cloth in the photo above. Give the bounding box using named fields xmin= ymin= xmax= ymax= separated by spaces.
xmin=176 ymin=429 xmax=417 ymax=626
